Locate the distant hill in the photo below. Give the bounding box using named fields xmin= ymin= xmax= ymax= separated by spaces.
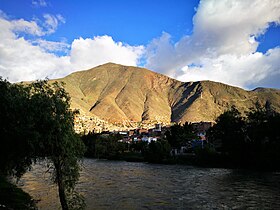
xmin=54 ymin=63 xmax=280 ymax=124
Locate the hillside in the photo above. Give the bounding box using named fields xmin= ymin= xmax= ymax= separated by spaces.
xmin=54 ymin=63 xmax=280 ymax=127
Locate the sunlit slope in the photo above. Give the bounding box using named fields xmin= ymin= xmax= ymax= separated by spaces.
xmin=55 ymin=63 xmax=280 ymax=123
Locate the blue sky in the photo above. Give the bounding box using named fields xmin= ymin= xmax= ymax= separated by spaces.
xmin=257 ymin=23 xmax=280 ymax=53
xmin=1 ymin=0 xmax=199 ymax=45
xmin=0 ymin=0 xmax=280 ymax=89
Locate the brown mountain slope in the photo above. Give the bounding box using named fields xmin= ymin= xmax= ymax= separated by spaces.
xmin=54 ymin=63 xmax=280 ymax=124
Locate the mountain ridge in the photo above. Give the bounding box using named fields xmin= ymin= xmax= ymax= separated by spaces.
xmin=53 ymin=63 xmax=280 ymax=126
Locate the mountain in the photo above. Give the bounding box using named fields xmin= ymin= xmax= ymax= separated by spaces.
xmin=54 ymin=63 xmax=280 ymax=125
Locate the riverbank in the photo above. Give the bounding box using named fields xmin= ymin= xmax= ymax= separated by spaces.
xmin=0 ymin=176 xmax=37 ymax=210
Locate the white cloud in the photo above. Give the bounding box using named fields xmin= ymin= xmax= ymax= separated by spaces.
xmin=0 ymin=16 xmax=71 ymax=81
xmin=1 ymin=0 xmax=280 ymax=89
xmin=70 ymin=35 xmax=144 ymax=70
xmin=0 ymin=10 xmax=9 ymax=19
xmin=32 ymin=0 xmax=47 ymax=7
xmin=0 ymin=13 xmax=144 ymax=82
xmin=43 ymin=14 xmax=65 ymax=34
xmin=191 ymin=0 xmax=280 ymax=56
xmin=144 ymin=32 xmax=177 ymax=76
xmin=10 ymin=18 xmax=45 ymax=36
xmin=0 ymin=11 xmax=66 ymax=37
xmin=32 ymin=39 xmax=70 ymax=53
xmin=145 ymin=0 xmax=280 ymax=89
xmin=177 ymin=48 xmax=280 ymax=88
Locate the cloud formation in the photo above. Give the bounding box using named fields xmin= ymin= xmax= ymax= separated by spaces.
xmin=32 ymin=39 xmax=70 ymax=53
xmin=32 ymin=0 xmax=48 ymax=8
xmin=70 ymin=36 xmax=144 ymax=70
xmin=0 ymin=16 xmax=70 ymax=81
xmin=43 ymin=14 xmax=65 ymax=34
xmin=177 ymin=48 xmax=280 ymax=89
xmin=0 ymin=0 xmax=279 ymax=90
xmin=11 ymin=19 xmax=44 ymax=36
xmin=145 ymin=0 xmax=280 ymax=89
xmin=0 ymin=12 xmax=144 ymax=82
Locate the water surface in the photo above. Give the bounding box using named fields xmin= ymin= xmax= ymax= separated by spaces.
xmin=18 ymin=159 xmax=280 ymax=209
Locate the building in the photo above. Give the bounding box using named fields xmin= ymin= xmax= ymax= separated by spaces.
xmin=191 ymin=121 xmax=214 ymax=140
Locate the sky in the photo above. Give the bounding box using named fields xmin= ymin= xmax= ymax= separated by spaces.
xmin=0 ymin=0 xmax=280 ymax=89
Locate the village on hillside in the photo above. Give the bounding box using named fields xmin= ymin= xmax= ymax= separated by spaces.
xmin=74 ymin=111 xmax=214 ymax=155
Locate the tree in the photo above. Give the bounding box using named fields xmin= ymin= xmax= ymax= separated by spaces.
xmin=30 ymin=81 xmax=85 ymax=210
xmin=81 ymin=131 xmax=98 ymax=157
xmin=0 ymin=79 xmax=85 ymax=210
xmin=130 ymin=141 xmax=147 ymax=154
xmin=207 ymin=104 xmax=280 ymax=169
xmin=166 ymin=123 xmax=197 ymax=148
xmin=246 ymin=104 xmax=274 ymax=146
xmin=246 ymin=104 xmax=280 ymax=168
xmin=144 ymin=140 xmax=171 ymax=163
xmin=207 ymin=106 xmax=246 ymax=157
xmin=93 ymin=134 xmax=126 ymax=159
xmin=0 ymin=78 xmax=35 ymax=177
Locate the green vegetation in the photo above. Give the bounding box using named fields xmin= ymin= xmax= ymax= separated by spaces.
xmin=207 ymin=106 xmax=246 ymax=159
xmin=0 ymin=176 xmax=37 ymax=210
xmin=81 ymin=132 xmax=127 ymax=159
xmin=81 ymin=123 xmax=195 ymax=164
xmin=81 ymin=106 xmax=280 ymax=171
xmin=207 ymin=105 xmax=280 ymax=170
xmin=81 ymin=131 xmax=169 ymax=163
xmin=0 ymin=78 xmax=85 ymax=210
xmin=144 ymin=140 xmax=171 ymax=163
xmin=165 ymin=123 xmax=198 ymax=148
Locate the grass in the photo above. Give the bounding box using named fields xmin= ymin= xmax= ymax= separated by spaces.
xmin=0 ymin=176 xmax=37 ymax=210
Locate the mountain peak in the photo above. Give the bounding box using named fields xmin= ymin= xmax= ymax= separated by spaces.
xmin=97 ymin=62 xmax=126 ymax=67
xmin=55 ymin=64 xmax=280 ymax=128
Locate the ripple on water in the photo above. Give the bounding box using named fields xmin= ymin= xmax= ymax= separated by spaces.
xmin=18 ymin=159 xmax=280 ymax=210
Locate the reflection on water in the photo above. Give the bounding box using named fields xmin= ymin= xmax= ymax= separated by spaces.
xmin=18 ymin=159 xmax=280 ymax=209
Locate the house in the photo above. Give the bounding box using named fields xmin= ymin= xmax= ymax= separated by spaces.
xmin=154 ymin=123 xmax=162 ymax=132
xmin=128 ymin=130 xmax=135 ymax=136
xmin=137 ymin=129 xmax=149 ymax=135
xmin=119 ymin=131 xmax=128 ymax=135
xmin=170 ymin=139 xmax=206 ymax=156
xmin=141 ymin=136 xmax=157 ymax=143
xmin=192 ymin=121 xmax=214 ymax=140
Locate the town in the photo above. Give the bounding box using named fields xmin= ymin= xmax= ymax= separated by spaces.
xmin=75 ymin=110 xmax=214 ymax=156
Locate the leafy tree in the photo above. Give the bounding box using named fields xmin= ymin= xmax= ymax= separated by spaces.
xmin=207 ymin=106 xmax=246 ymax=157
xmin=130 ymin=141 xmax=147 ymax=154
xmin=144 ymin=140 xmax=171 ymax=163
xmin=0 ymin=78 xmax=85 ymax=210
xmin=246 ymin=104 xmax=280 ymax=168
xmin=166 ymin=123 xmax=197 ymax=148
xmin=0 ymin=78 xmax=36 ymax=177
xmin=247 ymin=105 xmax=274 ymax=145
xmin=81 ymin=131 xmax=98 ymax=157
xmin=82 ymin=132 xmax=127 ymax=159
xmin=95 ymin=134 xmax=126 ymax=159
xmin=207 ymin=104 xmax=280 ymax=169
xmin=30 ymin=80 xmax=85 ymax=210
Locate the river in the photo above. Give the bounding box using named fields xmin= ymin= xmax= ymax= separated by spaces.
xmin=18 ymin=159 xmax=280 ymax=209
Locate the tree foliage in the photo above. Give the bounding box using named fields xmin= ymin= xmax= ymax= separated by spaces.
xmin=246 ymin=104 xmax=280 ymax=167
xmin=81 ymin=132 xmax=127 ymax=159
xmin=30 ymin=80 xmax=85 ymax=210
xmin=207 ymin=105 xmax=280 ymax=169
xmin=165 ymin=123 xmax=197 ymax=148
xmin=144 ymin=140 xmax=171 ymax=163
xmin=0 ymin=78 xmax=85 ymax=210
xmin=207 ymin=106 xmax=246 ymax=156
xmin=0 ymin=78 xmax=35 ymax=177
